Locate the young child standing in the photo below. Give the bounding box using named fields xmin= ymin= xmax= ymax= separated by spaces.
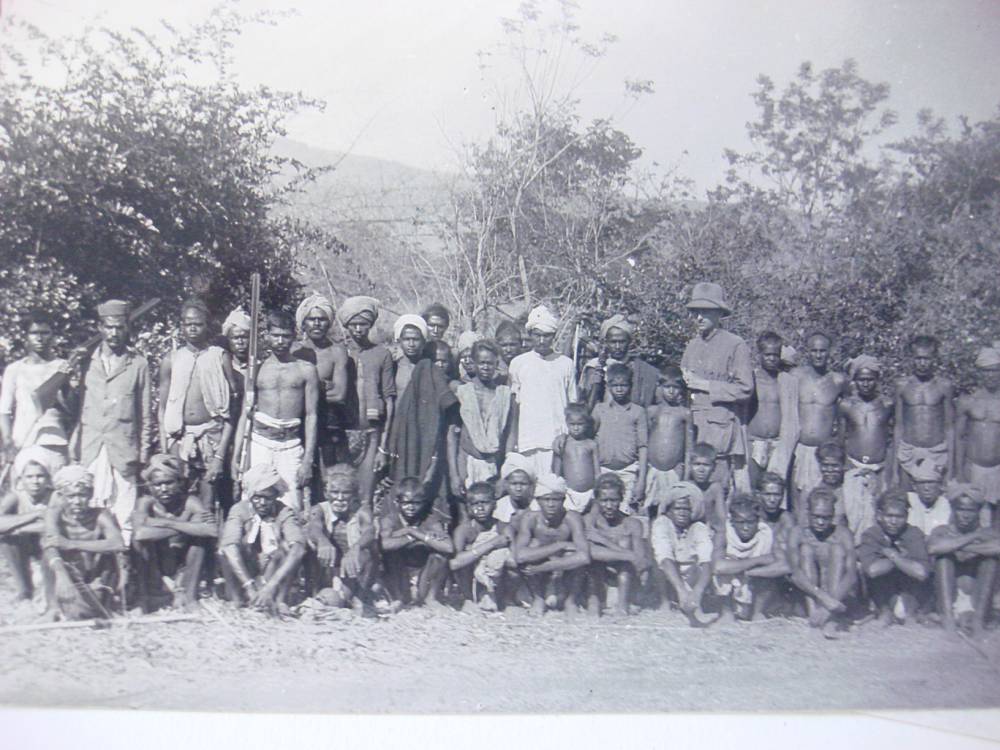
xmin=687 ymin=443 xmax=726 ymax=533
xmin=644 ymin=366 xmax=693 ymax=517
xmin=591 ymin=365 xmax=649 ymax=512
xmin=552 ymin=403 xmax=601 ymax=514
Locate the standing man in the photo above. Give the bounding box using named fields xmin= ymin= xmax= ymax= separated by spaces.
xmin=680 ymin=282 xmax=754 ymax=493
xmin=234 ymin=311 xmax=319 ymax=513
xmin=337 ymin=296 xmax=396 ymax=505
xmin=74 ymin=300 xmax=155 ymax=544
xmin=508 ymin=305 xmax=578 ymax=478
xmin=791 ymin=332 xmax=848 ymax=506
xmin=421 ymin=303 xmax=452 ymax=344
xmin=893 ymin=335 xmax=954 ymax=488
xmin=580 ymin=314 xmax=660 ymax=408
xmin=0 ymin=311 xmax=72 ymax=480
xmin=222 ymin=307 xmax=253 ymax=393
xmin=956 ymin=344 xmax=1000 ymax=526
xmin=159 ymin=298 xmax=239 ymax=512
xmin=293 ymin=294 xmax=349 ymax=497
xmin=747 ymin=331 xmax=799 ymax=489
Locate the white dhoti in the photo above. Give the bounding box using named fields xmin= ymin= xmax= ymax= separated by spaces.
xmin=520 ymin=448 xmax=554 ymax=479
xmin=714 ymin=572 xmax=754 ymax=605
xmin=472 ymin=529 xmax=510 ymax=593
xmin=464 ymin=455 xmax=498 ymax=487
xmin=793 ymin=443 xmax=821 ymax=494
xmin=88 ymin=445 xmax=138 ymax=545
xmin=249 ymin=432 xmax=304 ymax=512
xmin=644 ymin=465 xmax=680 ymax=511
xmin=843 ymin=457 xmax=883 ymax=543
xmin=563 ymin=487 xmax=593 ymax=514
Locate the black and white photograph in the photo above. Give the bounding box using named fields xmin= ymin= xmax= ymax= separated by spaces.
xmin=0 ymin=0 xmax=998 ymax=745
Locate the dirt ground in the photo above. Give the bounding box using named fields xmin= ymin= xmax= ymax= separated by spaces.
xmin=2 ymin=565 xmax=1000 ymax=714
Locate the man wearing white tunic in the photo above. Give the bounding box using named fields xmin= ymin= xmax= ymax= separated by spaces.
xmin=508 ymin=306 xmax=577 ymax=478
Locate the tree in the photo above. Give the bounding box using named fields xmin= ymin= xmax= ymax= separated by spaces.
xmin=0 ymin=3 xmax=341 ymax=357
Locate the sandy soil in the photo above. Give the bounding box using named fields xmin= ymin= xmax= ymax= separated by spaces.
xmin=2 ymin=567 xmax=1000 ymax=714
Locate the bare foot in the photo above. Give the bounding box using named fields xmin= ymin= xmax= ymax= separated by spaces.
xmin=822 ymin=619 xmax=840 ymax=640
xmin=586 ymin=595 xmax=602 ymax=618
xmin=478 ymin=593 xmax=498 ymax=613
xmin=529 ymin=597 xmax=546 ymax=617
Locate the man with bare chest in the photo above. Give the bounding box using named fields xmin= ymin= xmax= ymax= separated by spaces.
xmin=512 ymin=473 xmax=590 ymax=616
xmin=235 ymin=311 xmax=319 ymax=513
xmin=293 ymin=295 xmax=348 ymax=500
xmin=159 ymin=299 xmax=239 ymax=512
xmin=838 ymin=355 xmax=893 ymax=539
xmin=792 ymin=333 xmax=847 ymax=507
xmin=893 ymin=336 xmax=954 ymax=489
xmin=748 ymin=332 xmax=799 ymax=489
xmin=956 ymin=345 xmax=1000 ymax=526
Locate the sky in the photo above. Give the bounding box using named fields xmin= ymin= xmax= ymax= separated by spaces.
xmin=4 ymin=0 xmax=1000 ymax=192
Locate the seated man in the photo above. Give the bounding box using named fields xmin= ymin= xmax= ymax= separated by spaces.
xmin=857 ymin=488 xmax=932 ymax=627
xmin=306 ymin=464 xmax=377 ymax=615
xmin=714 ymin=494 xmax=789 ymax=622
xmin=650 ymin=481 xmax=715 ymax=627
xmin=450 ymin=481 xmax=513 ymax=612
xmin=511 ymin=473 xmax=590 ymax=617
xmin=132 ymin=454 xmax=218 ymax=612
xmin=756 ymin=473 xmax=796 ymax=554
xmin=584 ymin=473 xmax=649 ymax=617
xmin=927 ymin=483 xmax=1000 ymax=637
xmin=219 ymin=463 xmax=306 ymax=615
xmin=906 ymin=469 xmax=951 ymax=537
xmin=786 ymin=487 xmax=858 ymax=637
xmin=494 ymin=453 xmax=536 ymax=523
xmin=0 ymin=447 xmax=58 ymax=608
xmin=42 ymin=465 xmax=127 ymax=621
xmin=380 ymin=477 xmax=454 ymax=610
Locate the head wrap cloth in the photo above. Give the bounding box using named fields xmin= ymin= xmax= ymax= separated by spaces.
xmin=14 ymin=446 xmax=59 ymax=483
xmin=599 ymin=314 xmax=634 ymax=340
xmin=242 ymin=463 xmax=287 ymax=501
xmin=534 ymin=473 xmax=567 ymax=498
xmin=97 ymin=299 xmax=129 ymax=319
xmin=53 ymin=465 xmax=95 ymax=493
xmin=457 ymin=331 xmax=483 ymax=353
xmin=223 ymin=308 xmax=252 ymax=336
xmin=847 ymin=354 xmax=881 ymax=378
xmin=336 ymin=296 xmax=379 ymax=328
xmin=141 ymin=454 xmax=188 ymax=484
xmin=661 ymin=481 xmax=706 ymax=521
xmin=526 ymin=305 xmax=558 ymax=334
xmin=295 ymin=294 xmax=336 ymax=332
xmin=946 ymin=481 xmax=985 ymax=506
xmin=501 ymin=453 xmax=536 ymax=481
xmin=393 ymin=314 xmax=429 ymax=342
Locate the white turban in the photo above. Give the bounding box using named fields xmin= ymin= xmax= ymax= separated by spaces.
xmin=533 ymin=473 xmax=567 ymax=497
xmin=13 ymin=446 xmax=58 ymax=483
xmin=456 ymin=330 xmax=483 ymax=353
xmin=337 ymin=296 xmax=379 ymax=327
xmin=599 ymin=314 xmax=634 ymax=340
xmin=526 ymin=305 xmax=558 ymax=334
xmin=53 ymin=465 xmax=95 ymax=494
xmin=222 ymin=308 xmax=252 ymax=336
xmin=295 ymin=293 xmax=335 ymax=332
xmin=242 ymin=463 xmax=287 ymax=501
xmin=501 ymin=453 xmax=536 ymax=481
xmin=393 ymin=314 xmax=429 ymax=342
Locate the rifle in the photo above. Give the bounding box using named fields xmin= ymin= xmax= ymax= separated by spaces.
xmin=235 ymin=274 xmax=261 ymax=495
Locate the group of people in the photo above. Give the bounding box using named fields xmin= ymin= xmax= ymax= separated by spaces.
xmin=1 ymin=281 xmax=999 ymax=638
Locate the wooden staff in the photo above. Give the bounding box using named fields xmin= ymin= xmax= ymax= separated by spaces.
xmin=235 ymin=273 xmax=261 ymax=497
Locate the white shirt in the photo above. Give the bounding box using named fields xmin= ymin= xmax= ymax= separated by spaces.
xmin=508 ymin=350 xmax=577 ymax=453
xmin=906 ymin=492 xmax=951 ymax=536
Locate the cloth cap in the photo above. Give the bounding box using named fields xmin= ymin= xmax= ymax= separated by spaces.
xmin=501 ymin=453 xmax=536 ymax=481
xmin=975 ymin=345 xmax=1000 ymax=369
xmin=456 ymin=330 xmax=483 ymax=353
xmin=242 ymin=463 xmax=287 ymax=501
xmin=533 ymin=473 xmax=567 ymax=498
xmin=526 ymin=305 xmax=559 ymax=334
xmin=336 ymin=296 xmax=379 ymax=327
xmin=141 ymin=454 xmax=188 ymax=484
xmin=222 ymin=308 xmax=252 ymax=336
xmin=946 ymin=481 xmax=985 ymax=506
xmin=686 ymin=282 xmax=731 ymax=315
xmin=847 ymin=354 xmax=882 ymax=378
xmin=908 ymin=458 xmax=945 ymax=482
xmin=599 ymin=314 xmax=634 ymax=340
xmin=296 ymin=294 xmax=335 ymax=332
xmin=662 ymin=481 xmax=706 ymax=521
xmin=97 ymin=299 xmax=129 ymax=319
xmin=53 ymin=465 xmax=94 ymax=493
xmin=393 ymin=314 xmax=429 ymax=342
xmin=13 ymin=446 xmax=58 ymax=482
